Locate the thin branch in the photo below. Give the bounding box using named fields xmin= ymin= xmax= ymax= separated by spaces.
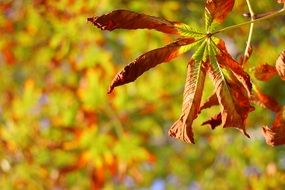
xmin=213 ymin=8 xmax=285 ymax=35
xmin=243 ymin=0 xmax=255 ymax=65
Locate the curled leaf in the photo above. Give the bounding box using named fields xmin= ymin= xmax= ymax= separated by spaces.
xmin=205 ymin=0 xmax=235 ymax=23
xmin=169 ymin=59 xmax=206 ymax=144
xmin=254 ymin=64 xmax=277 ymax=81
xmin=108 ymin=37 xmax=195 ymax=93
xmin=276 ymin=51 xmax=285 ymax=80
xmin=263 ymin=107 xmax=285 ymax=146
xmin=216 ymin=40 xmax=252 ymax=96
xmin=88 ymin=9 xmax=181 ymax=35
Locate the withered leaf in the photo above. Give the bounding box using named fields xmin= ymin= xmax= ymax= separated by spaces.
xmin=108 ymin=37 xmax=195 ymax=93
xmin=205 ymin=0 xmax=235 ymax=23
xmin=88 ymin=10 xmax=181 ymax=35
xmin=276 ymin=51 xmax=285 ymax=80
xmin=252 ymin=87 xmax=281 ymax=113
xmin=263 ymin=107 xmax=285 ymax=146
xmin=168 ymin=60 xmax=206 ymax=143
xmin=216 ymin=40 xmax=252 ymax=96
xmin=254 ymin=64 xmax=277 ymax=81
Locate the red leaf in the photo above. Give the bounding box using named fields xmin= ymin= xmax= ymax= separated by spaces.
xmin=205 ymin=0 xmax=235 ymax=23
xmin=216 ymin=40 xmax=252 ymax=96
xmin=88 ymin=10 xmax=181 ymax=35
xmin=276 ymin=51 xmax=285 ymax=80
xmin=263 ymin=107 xmax=285 ymax=146
xmin=254 ymin=64 xmax=277 ymax=81
xmin=108 ymin=37 xmax=195 ymax=93
xmin=168 ymin=60 xmax=206 ymax=143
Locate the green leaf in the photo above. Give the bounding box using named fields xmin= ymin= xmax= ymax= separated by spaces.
xmin=192 ymin=40 xmax=207 ymax=62
xmin=176 ymin=24 xmax=204 ymax=38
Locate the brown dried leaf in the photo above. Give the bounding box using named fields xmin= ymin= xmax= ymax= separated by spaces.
xmin=254 ymin=64 xmax=277 ymax=81
xmin=276 ymin=51 xmax=285 ymax=80
xmin=168 ymin=60 xmax=206 ymax=143
xmin=216 ymin=40 xmax=252 ymax=96
xmin=87 ymin=10 xmax=181 ymax=35
xmin=108 ymin=37 xmax=195 ymax=93
xmin=205 ymin=0 xmax=235 ymax=23
xmin=263 ymin=107 xmax=285 ymax=146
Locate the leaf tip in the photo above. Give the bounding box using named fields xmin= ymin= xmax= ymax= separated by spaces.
xmin=107 ymin=86 xmax=114 ymax=94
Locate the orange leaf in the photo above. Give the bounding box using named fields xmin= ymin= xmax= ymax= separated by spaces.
xmin=88 ymin=10 xmax=181 ymax=35
xmin=252 ymin=87 xmax=281 ymax=113
xmin=276 ymin=51 xmax=285 ymax=80
xmin=205 ymin=0 xmax=235 ymax=23
xmin=169 ymin=60 xmax=206 ymax=143
xmin=108 ymin=37 xmax=195 ymax=93
xmin=263 ymin=107 xmax=285 ymax=146
xmin=254 ymin=64 xmax=277 ymax=81
xmin=216 ymin=40 xmax=252 ymax=96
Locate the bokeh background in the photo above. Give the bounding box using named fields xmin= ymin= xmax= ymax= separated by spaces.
xmin=1 ymin=0 xmax=285 ymax=189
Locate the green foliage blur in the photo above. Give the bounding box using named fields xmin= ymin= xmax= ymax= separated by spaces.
xmin=0 ymin=0 xmax=285 ymax=189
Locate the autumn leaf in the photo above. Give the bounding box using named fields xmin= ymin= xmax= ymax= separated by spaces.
xmin=205 ymin=0 xmax=235 ymax=24
xmin=88 ymin=9 xmax=204 ymax=38
xmin=276 ymin=50 xmax=285 ymax=80
xmin=206 ymin=43 xmax=254 ymax=137
xmin=169 ymin=42 xmax=207 ymax=144
xmin=254 ymin=64 xmax=277 ymax=81
xmin=87 ymin=9 xmax=182 ymax=35
xmin=107 ymin=37 xmax=196 ymax=93
xmin=216 ymin=40 xmax=252 ymax=96
xmin=252 ymin=86 xmax=281 ymax=113
xmin=263 ymin=107 xmax=285 ymax=146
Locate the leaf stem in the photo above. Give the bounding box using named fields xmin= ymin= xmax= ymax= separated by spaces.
xmin=213 ymin=8 xmax=285 ymax=35
xmin=243 ymin=0 xmax=254 ymax=65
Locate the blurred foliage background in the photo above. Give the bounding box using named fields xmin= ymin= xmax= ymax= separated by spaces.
xmin=0 ymin=0 xmax=285 ymax=189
